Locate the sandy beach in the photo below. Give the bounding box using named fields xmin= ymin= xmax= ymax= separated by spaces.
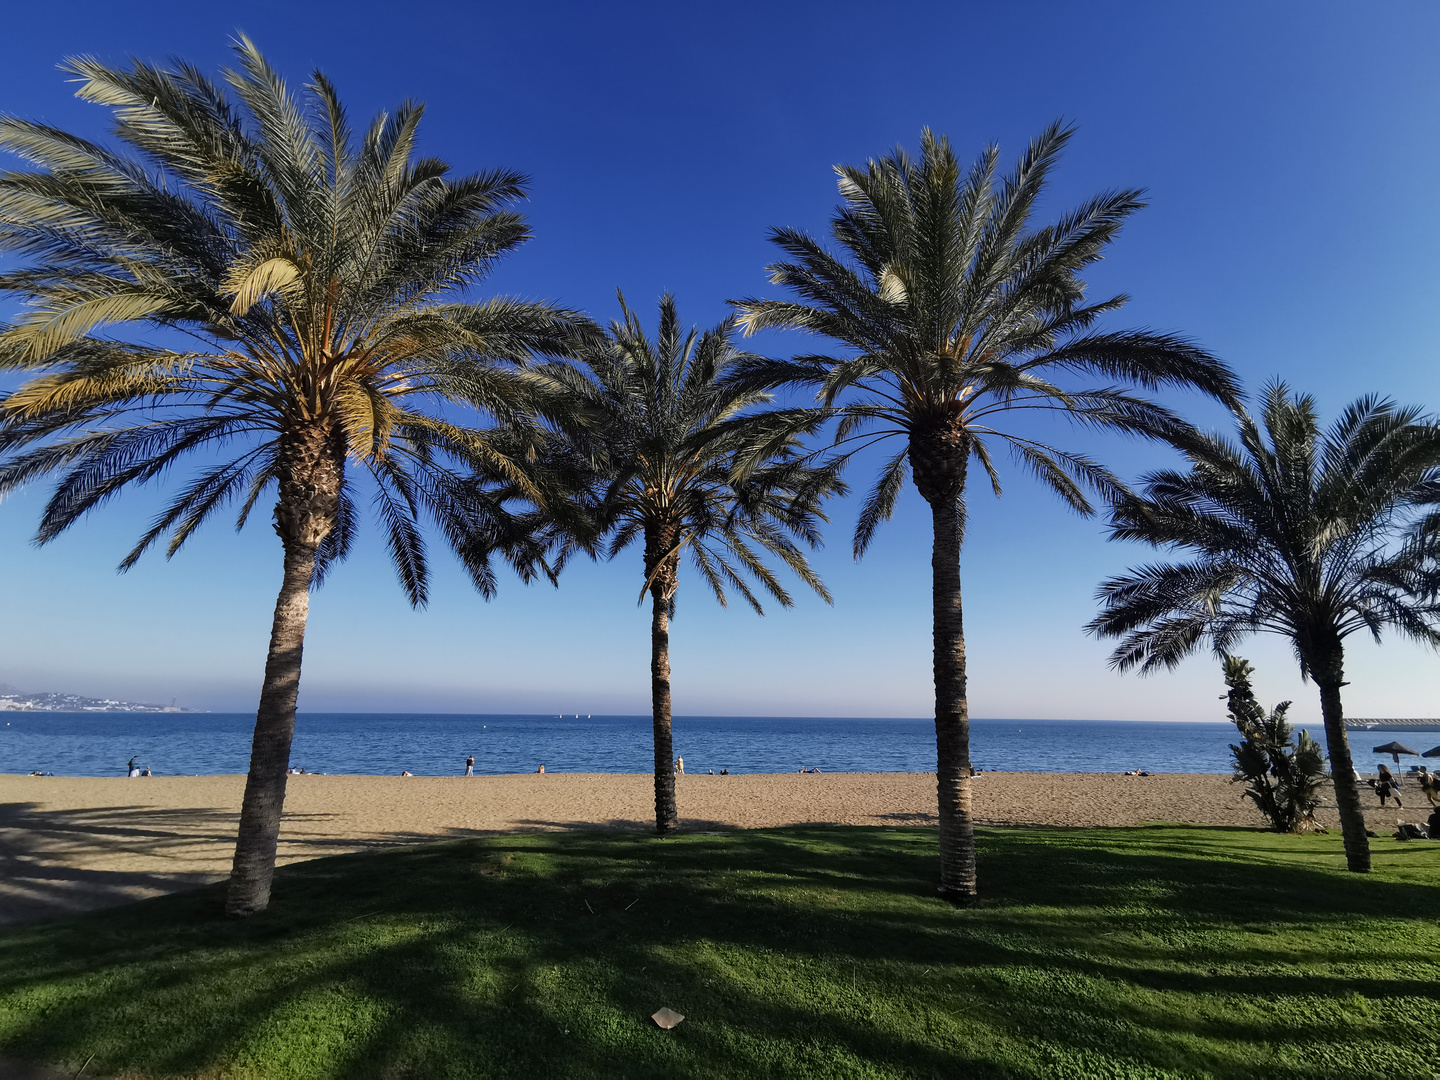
xmin=1 ymin=770 xmax=1335 ymax=927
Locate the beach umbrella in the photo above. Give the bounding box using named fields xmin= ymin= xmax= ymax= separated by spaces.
xmin=1373 ymin=741 xmax=1420 ymax=764
xmin=1423 ymin=746 xmax=1440 ymax=759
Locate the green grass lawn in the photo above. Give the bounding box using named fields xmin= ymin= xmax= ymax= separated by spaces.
xmin=1 ymin=825 xmax=1437 ymax=1079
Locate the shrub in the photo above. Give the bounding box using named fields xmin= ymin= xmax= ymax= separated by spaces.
xmin=1224 ymin=656 xmax=1328 ymax=832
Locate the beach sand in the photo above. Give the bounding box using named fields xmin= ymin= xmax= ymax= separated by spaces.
xmin=1 ymin=770 xmax=1347 ymax=927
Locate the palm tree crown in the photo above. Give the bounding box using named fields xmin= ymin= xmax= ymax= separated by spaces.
xmin=732 ymin=123 xmax=1238 ymax=553
xmin=0 ymin=38 xmax=590 ymax=915
xmin=729 ymin=124 xmax=1238 ymax=900
xmin=0 ymin=37 xmax=583 ymax=597
xmin=551 ymin=294 xmax=841 ymax=614
xmin=1087 ymin=382 xmax=1440 ymax=871
xmin=543 ymin=293 xmax=844 ymax=830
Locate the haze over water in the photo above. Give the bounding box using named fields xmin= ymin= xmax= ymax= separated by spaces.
xmin=5 ymin=713 xmax=1427 ymax=779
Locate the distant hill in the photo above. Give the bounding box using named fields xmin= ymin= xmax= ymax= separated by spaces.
xmin=0 ymin=686 xmax=188 ymax=713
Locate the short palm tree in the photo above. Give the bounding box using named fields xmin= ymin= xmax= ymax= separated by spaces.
xmin=1087 ymin=383 xmax=1440 ymax=872
xmin=540 ymin=294 xmax=844 ymax=831
xmin=0 ymin=40 xmax=588 ymax=915
xmin=731 ymin=125 xmax=1238 ymax=900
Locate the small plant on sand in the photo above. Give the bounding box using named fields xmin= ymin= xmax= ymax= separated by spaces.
xmin=1223 ymin=656 xmax=1328 ymax=833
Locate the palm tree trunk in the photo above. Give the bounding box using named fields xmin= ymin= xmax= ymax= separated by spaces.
xmin=650 ymin=587 xmax=678 ymax=832
xmin=225 ymin=541 xmax=315 ymax=916
xmin=1313 ymin=649 xmax=1371 ymax=873
xmin=931 ymin=496 xmax=977 ymax=901
xmin=911 ymin=424 xmax=978 ymax=902
xmin=225 ymin=421 xmax=343 ymax=917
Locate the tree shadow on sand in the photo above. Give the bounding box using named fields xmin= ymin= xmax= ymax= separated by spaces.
xmin=0 ymin=801 xmax=374 ymax=928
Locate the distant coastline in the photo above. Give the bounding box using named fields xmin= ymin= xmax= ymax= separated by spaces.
xmin=0 ymin=685 xmax=191 ymax=713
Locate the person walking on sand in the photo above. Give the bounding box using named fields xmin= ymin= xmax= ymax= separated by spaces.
xmin=674 ymin=756 xmax=684 ymax=775
xmin=1416 ymin=766 xmax=1439 ymax=807
xmin=464 ymin=755 xmax=475 ymax=777
xmin=1375 ymin=764 xmax=1403 ymax=808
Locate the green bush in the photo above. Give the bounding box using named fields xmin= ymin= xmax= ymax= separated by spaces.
xmin=1224 ymin=655 xmax=1329 ymax=831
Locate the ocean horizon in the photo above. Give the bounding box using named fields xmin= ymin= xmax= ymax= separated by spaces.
xmin=4 ymin=712 xmax=1431 ymax=779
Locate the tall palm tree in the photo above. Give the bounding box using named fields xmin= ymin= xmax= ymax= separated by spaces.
xmin=730 ymin=125 xmax=1238 ymax=901
xmin=539 ymin=294 xmax=844 ymax=831
xmin=1087 ymin=383 xmax=1440 ymax=872
xmin=0 ymin=39 xmax=589 ymax=915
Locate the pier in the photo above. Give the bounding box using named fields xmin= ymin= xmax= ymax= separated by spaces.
xmin=1346 ymin=718 xmax=1440 ymax=732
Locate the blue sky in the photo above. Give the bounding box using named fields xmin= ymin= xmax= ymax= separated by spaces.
xmin=1 ymin=1 xmax=1438 ymax=723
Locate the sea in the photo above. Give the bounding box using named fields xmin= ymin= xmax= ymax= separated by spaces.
xmin=3 ymin=712 xmax=1434 ymax=779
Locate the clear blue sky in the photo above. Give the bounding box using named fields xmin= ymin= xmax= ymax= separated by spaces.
xmin=1 ymin=1 xmax=1437 ymax=724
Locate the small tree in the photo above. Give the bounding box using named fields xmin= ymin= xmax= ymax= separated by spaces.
xmin=1223 ymin=656 xmax=1327 ymax=833
xmin=541 ymin=295 xmax=842 ymax=832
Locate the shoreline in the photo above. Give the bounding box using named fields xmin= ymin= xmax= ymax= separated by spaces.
xmin=8 ymin=768 xmax=1237 ymax=778
xmin=1 ymin=770 xmax=1361 ymax=928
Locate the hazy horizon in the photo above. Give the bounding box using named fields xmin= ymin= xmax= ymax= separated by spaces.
xmin=13 ymin=704 xmax=1242 ymax=722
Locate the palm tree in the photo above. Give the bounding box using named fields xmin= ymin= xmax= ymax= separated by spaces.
xmin=730 ymin=125 xmax=1238 ymax=901
xmin=1086 ymin=383 xmax=1440 ymax=872
xmin=0 ymin=39 xmax=590 ymax=915
xmin=539 ymin=294 xmax=844 ymax=831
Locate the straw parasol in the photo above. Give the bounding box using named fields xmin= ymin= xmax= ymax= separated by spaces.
xmin=1373 ymin=741 xmax=1420 ymax=765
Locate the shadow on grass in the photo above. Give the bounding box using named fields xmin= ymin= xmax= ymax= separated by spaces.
xmin=0 ymin=825 xmax=1437 ymax=1079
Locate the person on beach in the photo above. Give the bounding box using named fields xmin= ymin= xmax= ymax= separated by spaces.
xmin=464 ymin=755 xmax=475 ymax=777
xmin=675 ymin=756 xmax=684 ymax=775
xmin=127 ymin=756 xmax=139 ymax=777
xmin=1375 ymin=764 xmax=1402 ymax=808
xmin=400 ymin=770 xmax=413 ymax=777
xmin=1416 ymin=767 xmax=1439 ymax=807
xmin=536 ymin=764 xmax=545 ymax=774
